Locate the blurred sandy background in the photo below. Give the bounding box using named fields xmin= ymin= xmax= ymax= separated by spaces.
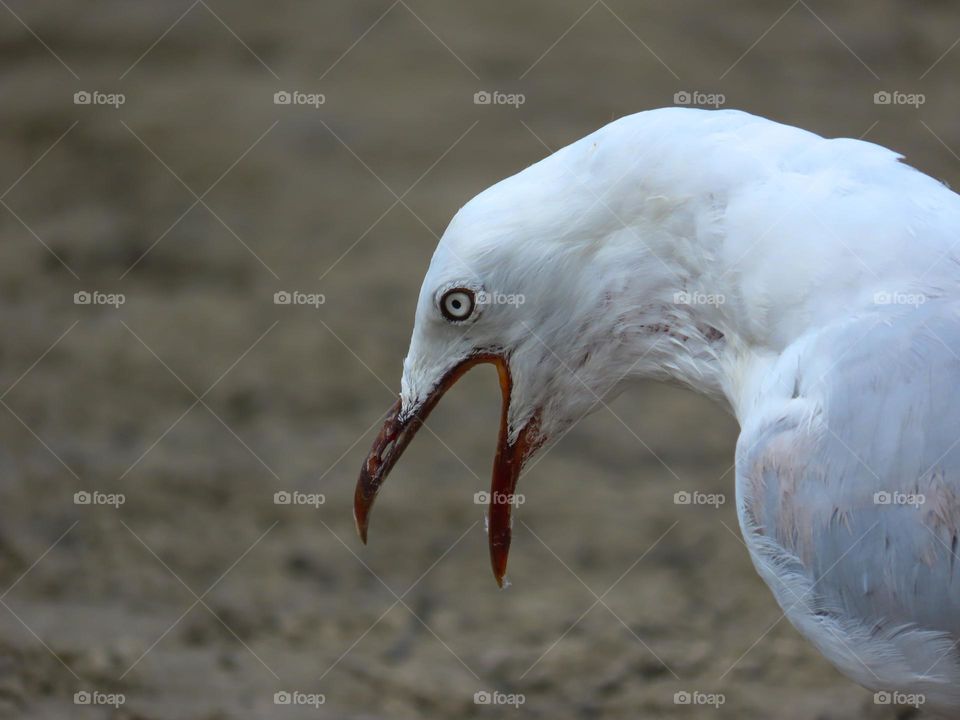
xmin=0 ymin=1 xmax=956 ymax=717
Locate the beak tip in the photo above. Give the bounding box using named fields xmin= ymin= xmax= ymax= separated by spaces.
xmin=491 ymin=550 xmax=508 ymax=588
xmin=354 ymin=511 xmax=369 ymax=545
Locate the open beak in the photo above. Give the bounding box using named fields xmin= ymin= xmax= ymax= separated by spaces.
xmin=354 ymin=352 xmax=542 ymax=587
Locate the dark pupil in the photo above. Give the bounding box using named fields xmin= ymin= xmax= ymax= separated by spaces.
xmin=451 ymin=299 xmax=462 ymax=310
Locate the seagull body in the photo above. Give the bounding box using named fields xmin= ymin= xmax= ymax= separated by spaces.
xmin=355 ymin=108 xmax=960 ymax=711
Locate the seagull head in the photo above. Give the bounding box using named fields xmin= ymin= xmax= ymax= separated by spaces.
xmin=355 ymin=112 xmax=733 ymax=586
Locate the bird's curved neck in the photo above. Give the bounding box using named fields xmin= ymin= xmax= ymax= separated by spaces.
xmin=597 ymin=220 xmax=758 ymax=416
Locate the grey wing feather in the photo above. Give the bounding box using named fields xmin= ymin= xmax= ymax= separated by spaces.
xmin=736 ymin=299 xmax=960 ymax=700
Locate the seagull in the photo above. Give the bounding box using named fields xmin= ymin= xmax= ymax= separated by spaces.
xmin=354 ymin=108 xmax=960 ymax=711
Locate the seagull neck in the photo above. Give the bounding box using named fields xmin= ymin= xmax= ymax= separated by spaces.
xmin=610 ymin=227 xmax=754 ymax=416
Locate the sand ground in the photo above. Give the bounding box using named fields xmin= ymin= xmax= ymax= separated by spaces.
xmin=0 ymin=1 xmax=956 ymax=717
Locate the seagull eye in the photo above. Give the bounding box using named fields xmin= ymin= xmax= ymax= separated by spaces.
xmin=440 ymin=288 xmax=475 ymax=322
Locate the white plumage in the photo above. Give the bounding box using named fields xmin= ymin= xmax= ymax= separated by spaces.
xmin=361 ymin=108 xmax=960 ymax=712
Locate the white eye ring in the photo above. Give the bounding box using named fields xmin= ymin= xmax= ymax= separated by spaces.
xmin=440 ymin=288 xmax=475 ymax=322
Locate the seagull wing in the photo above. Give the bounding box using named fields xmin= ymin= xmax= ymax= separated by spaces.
xmin=735 ymin=299 xmax=960 ymax=702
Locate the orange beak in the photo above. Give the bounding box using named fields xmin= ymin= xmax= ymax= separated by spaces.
xmin=354 ymin=352 xmax=542 ymax=587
